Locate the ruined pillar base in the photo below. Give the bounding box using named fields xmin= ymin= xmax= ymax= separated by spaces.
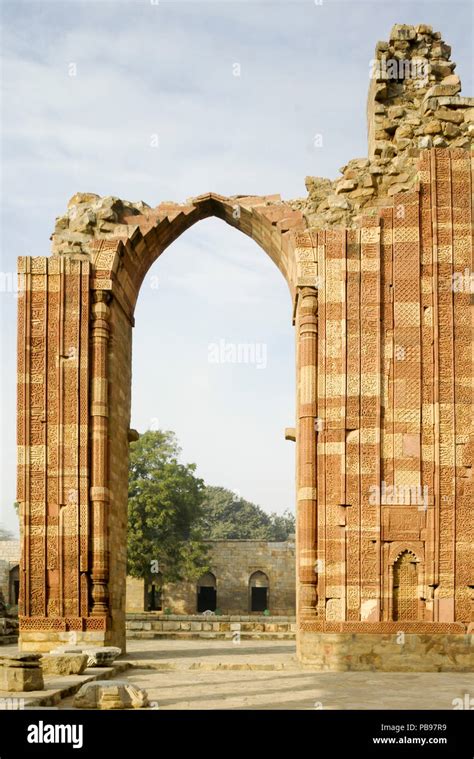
xmin=18 ymin=618 xmax=125 ymax=654
xmin=297 ymin=627 xmax=471 ymax=672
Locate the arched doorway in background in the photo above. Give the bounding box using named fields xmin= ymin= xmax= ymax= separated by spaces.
xmin=197 ymin=572 xmax=217 ymax=613
xmin=9 ymin=565 xmax=19 ymax=606
xmin=146 ymin=572 xmax=163 ymax=612
xmin=249 ymin=571 xmax=269 ymax=613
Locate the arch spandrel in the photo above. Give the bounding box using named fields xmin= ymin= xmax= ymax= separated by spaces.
xmin=388 ymin=543 xmax=423 ymax=567
xmin=70 ymin=192 xmax=310 ymax=318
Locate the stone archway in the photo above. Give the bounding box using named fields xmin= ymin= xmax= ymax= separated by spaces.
xmin=17 ymin=192 xmax=320 ymax=652
xmin=16 ymin=23 xmax=473 ymax=668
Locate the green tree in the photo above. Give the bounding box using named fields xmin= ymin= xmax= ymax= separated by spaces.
xmin=199 ymin=486 xmax=295 ymax=540
xmin=127 ymin=430 xmax=209 ymax=582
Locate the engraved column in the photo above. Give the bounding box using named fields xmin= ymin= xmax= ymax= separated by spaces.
xmin=296 ymin=286 xmax=318 ymax=617
xmin=90 ymin=291 xmax=111 ymax=615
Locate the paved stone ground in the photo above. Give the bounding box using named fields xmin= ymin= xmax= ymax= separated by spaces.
xmin=53 ymin=640 xmax=473 ymax=710
xmin=0 ymin=644 xmax=18 ymax=656
xmin=122 ymin=639 xmax=299 ymax=668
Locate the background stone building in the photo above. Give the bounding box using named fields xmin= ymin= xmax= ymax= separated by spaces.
xmin=0 ymin=540 xmax=20 ymax=607
xmin=126 ymin=538 xmax=296 ymax=616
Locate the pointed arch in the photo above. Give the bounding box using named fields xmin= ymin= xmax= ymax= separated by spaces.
xmin=90 ymin=193 xmax=307 ymax=321
xmin=197 ymin=572 xmax=217 ymax=613
xmin=249 ymin=570 xmax=270 ymax=613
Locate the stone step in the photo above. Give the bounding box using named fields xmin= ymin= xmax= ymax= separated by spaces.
xmin=126 ymin=631 xmax=295 ymax=641
xmin=119 ymin=660 xmax=298 ymax=672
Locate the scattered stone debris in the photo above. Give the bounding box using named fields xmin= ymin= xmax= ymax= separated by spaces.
xmin=40 ymin=653 xmax=89 ymax=676
xmin=74 ymin=680 xmax=149 ymax=709
xmin=51 ymin=646 xmax=121 ymax=668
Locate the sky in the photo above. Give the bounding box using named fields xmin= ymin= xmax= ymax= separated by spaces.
xmin=0 ymin=0 xmax=472 ymax=536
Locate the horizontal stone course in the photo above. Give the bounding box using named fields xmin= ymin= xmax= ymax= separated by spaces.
xmin=298 ymin=633 xmax=472 ymax=672
xmin=125 ymin=614 xmax=296 ymax=640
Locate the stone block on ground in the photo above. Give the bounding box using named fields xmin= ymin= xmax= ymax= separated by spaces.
xmin=74 ymin=680 xmax=149 ymax=710
xmin=51 ymin=646 xmax=121 ymax=667
xmin=40 ymin=653 xmax=89 ymax=676
xmin=0 ymin=654 xmax=44 ymax=692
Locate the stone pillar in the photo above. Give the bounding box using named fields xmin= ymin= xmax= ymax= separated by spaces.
xmin=89 ymin=292 xmax=111 ymax=616
xmin=296 ymin=287 xmax=318 ymax=617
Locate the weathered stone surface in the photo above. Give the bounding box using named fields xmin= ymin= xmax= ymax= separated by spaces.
xmin=0 ymin=666 xmax=43 ymax=692
xmin=388 ymin=106 xmax=405 ymax=120
xmin=51 ymin=646 xmax=121 ymax=667
xmin=335 ymin=179 xmax=357 ymax=193
xmin=0 ymin=655 xmax=43 ymax=692
xmin=442 ymin=121 xmax=461 ymax=137
xmin=441 ymin=73 xmax=461 ymax=86
xmin=67 ymin=192 xmax=100 ymax=208
xmin=299 ymin=633 xmax=473 ymax=672
xmin=389 ymin=24 xmax=416 ymax=41
xmin=423 ymin=119 xmax=442 ymax=134
xmin=74 ymin=680 xmax=149 ymax=709
xmin=425 ymin=83 xmax=461 ymax=99
xmin=40 ymin=653 xmax=88 ymax=676
xmin=0 ymin=653 xmax=41 ymax=666
xmin=434 ymin=107 xmax=464 ymax=123
xmin=327 ymin=195 xmax=351 ymax=210
xmin=415 ymin=24 xmax=433 ymax=35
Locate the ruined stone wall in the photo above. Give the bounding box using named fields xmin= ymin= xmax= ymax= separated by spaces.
xmin=51 ymin=194 xmax=151 ymax=259
xmin=298 ymin=25 xmax=473 ymax=232
xmin=126 ymin=539 xmax=296 ymax=615
xmin=17 ymin=24 xmax=473 ymax=666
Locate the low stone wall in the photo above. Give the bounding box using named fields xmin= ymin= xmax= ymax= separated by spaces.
xmin=297 ymin=632 xmax=472 ymax=672
xmin=126 ymin=614 xmax=296 ymax=639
